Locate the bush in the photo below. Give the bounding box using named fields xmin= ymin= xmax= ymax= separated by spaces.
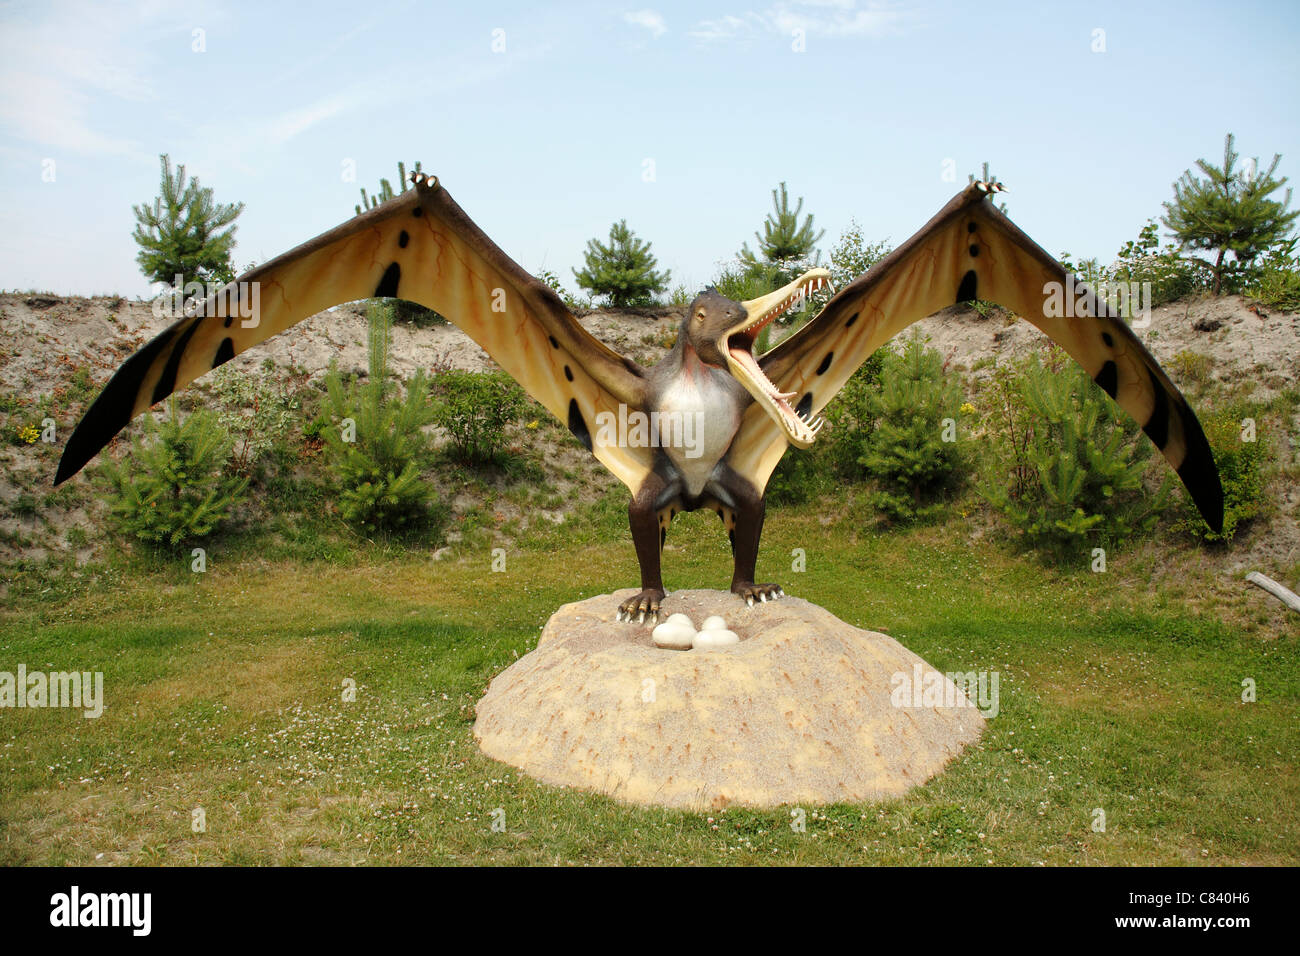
xmin=429 ymin=369 xmax=530 ymax=464
xmin=320 ymin=304 xmax=441 ymax=536
xmin=210 ymin=361 xmax=301 ymax=476
xmin=826 ymin=336 xmax=966 ymax=523
xmin=1108 ymin=220 xmax=1210 ymax=307
xmin=1246 ymin=241 xmax=1300 ymax=312
xmin=1173 ymin=401 xmax=1269 ymax=542
xmin=96 ymin=401 xmax=248 ymax=548
xmin=981 ymin=350 xmax=1168 ymax=559
xmin=765 ymin=442 xmax=837 ymax=506
xmin=386 ymin=299 xmax=447 ymax=327
xmin=713 ymin=260 xmax=782 ymax=303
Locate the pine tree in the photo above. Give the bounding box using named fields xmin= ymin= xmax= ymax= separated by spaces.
xmin=321 ymin=302 xmax=441 ymax=535
xmin=132 ymin=154 xmax=243 ymax=292
xmin=572 ymin=220 xmax=670 ymax=307
xmin=1162 ymin=133 xmax=1298 ymax=294
xmin=982 ymin=350 xmax=1167 ymax=559
xmin=853 ymin=336 xmax=966 ymax=523
xmin=96 ymin=400 xmax=248 ymax=548
xmin=739 ymin=182 xmax=824 ymax=280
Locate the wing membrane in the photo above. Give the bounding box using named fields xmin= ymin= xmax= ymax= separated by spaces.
xmin=56 ymin=178 xmax=654 ymax=492
xmin=729 ymin=183 xmax=1224 ymax=532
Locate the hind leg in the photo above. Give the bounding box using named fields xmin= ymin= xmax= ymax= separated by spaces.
xmin=617 ymin=475 xmax=676 ymax=624
xmin=715 ymin=473 xmax=783 ymax=606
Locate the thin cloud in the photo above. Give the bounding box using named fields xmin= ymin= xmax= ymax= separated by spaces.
xmin=0 ymin=0 xmax=216 ymax=157
xmin=690 ymin=1 xmax=907 ymax=42
xmin=624 ymin=9 xmax=668 ymax=38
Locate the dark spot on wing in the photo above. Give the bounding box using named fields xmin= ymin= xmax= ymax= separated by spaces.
xmin=967 ymin=222 xmax=977 ymax=233
xmin=223 ymin=314 xmax=233 ymax=329
xmin=969 ymin=245 xmax=979 ymax=257
xmin=54 ymin=323 xmax=180 ymax=485
xmin=816 ymin=352 xmax=833 ymax=375
xmin=152 ymin=318 xmax=202 ymax=405
xmin=1102 ymin=332 xmax=1114 ymax=347
xmin=548 ymin=335 xmax=560 ymax=349
xmin=567 ymin=398 xmax=591 ymax=451
xmin=564 ymin=365 xmax=573 ymax=382
xmin=845 ymin=311 xmax=859 ymax=328
xmin=1094 ymin=360 xmax=1118 ymax=400
xmin=795 ymin=393 xmax=813 ymax=419
xmin=374 ymin=262 xmax=401 ymax=298
xmin=956 ymin=270 xmax=977 ymax=303
xmin=398 ymin=230 xmax=409 ymax=248
xmin=412 ymin=207 xmax=423 ymax=218
xmin=212 ymin=337 xmax=235 ymax=369
xmin=1175 ymin=415 xmax=1224 ymax=534
xmin=1144 ymin=368 xmax=1170 ymax=450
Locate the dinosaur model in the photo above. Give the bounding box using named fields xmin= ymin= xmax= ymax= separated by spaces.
xmin=55 ymin=174 xmax=1224 ymax=624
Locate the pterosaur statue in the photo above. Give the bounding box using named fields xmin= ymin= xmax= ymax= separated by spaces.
xmin=55 ymin=174 xmax=1224 ymax=624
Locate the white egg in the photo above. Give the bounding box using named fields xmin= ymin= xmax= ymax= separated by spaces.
xmin=692 ymin=628 xmax=739 ymax=649
xmin=652 ymin=621 xmax=696 ymax=650
xmin=700 ymin=615 xmax=728 ymax=631
xmin=665 ymin=613 xmax=693 ymax=628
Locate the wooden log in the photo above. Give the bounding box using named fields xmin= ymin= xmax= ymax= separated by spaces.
xmin=1245 ymin=572 xmax=1300 ymax=613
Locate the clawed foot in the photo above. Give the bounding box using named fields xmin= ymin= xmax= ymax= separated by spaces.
xmin=732 ymin=582 xmax=784 ymax=607
xmin=617 ymin=588 xmax=666 ymax=625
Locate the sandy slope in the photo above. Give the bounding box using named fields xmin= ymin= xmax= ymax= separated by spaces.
xmin=1 ymin=291 xmax=1296 ymax=584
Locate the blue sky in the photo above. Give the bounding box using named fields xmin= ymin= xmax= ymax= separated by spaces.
xmin=2 ymin=0 xmax=1298 ymax=299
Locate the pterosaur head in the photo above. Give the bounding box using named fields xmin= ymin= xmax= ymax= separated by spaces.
xmin=685 ymin=269 xmax=831 ymax=448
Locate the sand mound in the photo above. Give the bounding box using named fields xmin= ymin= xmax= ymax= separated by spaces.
xmin=473 ymin=589 xmax=986 ymax=809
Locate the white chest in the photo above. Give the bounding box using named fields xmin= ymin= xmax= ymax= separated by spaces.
xmin=655 ymin=371 xmax=742 ymax=497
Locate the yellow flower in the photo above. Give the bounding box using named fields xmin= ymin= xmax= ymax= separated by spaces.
xmin=959 ymin=402 xmax=976 ymax=415
xmin=18 ymin=424 xmax=39 ymax=444
xmin=526 ymin=420 xmax=539 ymax=430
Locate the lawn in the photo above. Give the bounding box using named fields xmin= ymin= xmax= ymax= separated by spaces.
xmin=1 ymin=498 xmax=1296 ymax=866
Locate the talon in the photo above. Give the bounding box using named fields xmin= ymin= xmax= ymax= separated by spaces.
xmin=759 ymin=592 xmax=768 ymax=603
xmin=746 ymin=595 xmax=755 ymax=607
xmin=636 ymin=609 xmax=646 ymax=624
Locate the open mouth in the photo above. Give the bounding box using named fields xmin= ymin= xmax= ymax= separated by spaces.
xmin=727 ymin=268 xmax=832 ymax=448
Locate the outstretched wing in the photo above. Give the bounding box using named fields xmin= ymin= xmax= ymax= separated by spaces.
xmin=55 ymin=175 xmax=654 ymax=492
xmin=728 ymin=182 xmax=1224 ymax=532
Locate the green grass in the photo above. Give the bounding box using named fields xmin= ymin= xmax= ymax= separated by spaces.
xmin=0 ymin=499 xmax=1295 ymax=866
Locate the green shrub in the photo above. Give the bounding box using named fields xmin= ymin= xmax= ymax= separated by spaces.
xmin=1246 ymin=241 xmax=1300 ymax=312
xmin=981 ymin=351 xmax=1168 ymax=559
xmin=96 ymin=401 xmax=248 ymax=548
xmin=1108 ymin=220 xmax=1210 ymax=306
xmin=210 ymin=362 xmax=301 ymax=476
xmin=320 ymin=304 xmax=441 ymax=536
xmin=712 ymin=260 xmax=782 ymax=303
xmin=1173 ymin=401 xmax=1269 ymax=542
xmin=827 ymin=336 xmax=966 ymax=523
xmin=429 ymin=369 xmax=530 ymax=464
xmin=537 ymin=269 xmax=591 ymax=312
xmin=765 ymin=442 xmax=836 ymax=506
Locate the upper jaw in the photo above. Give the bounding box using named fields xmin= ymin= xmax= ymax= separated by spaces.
xmin=723 ymin=268 xmax=832 ymax=448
